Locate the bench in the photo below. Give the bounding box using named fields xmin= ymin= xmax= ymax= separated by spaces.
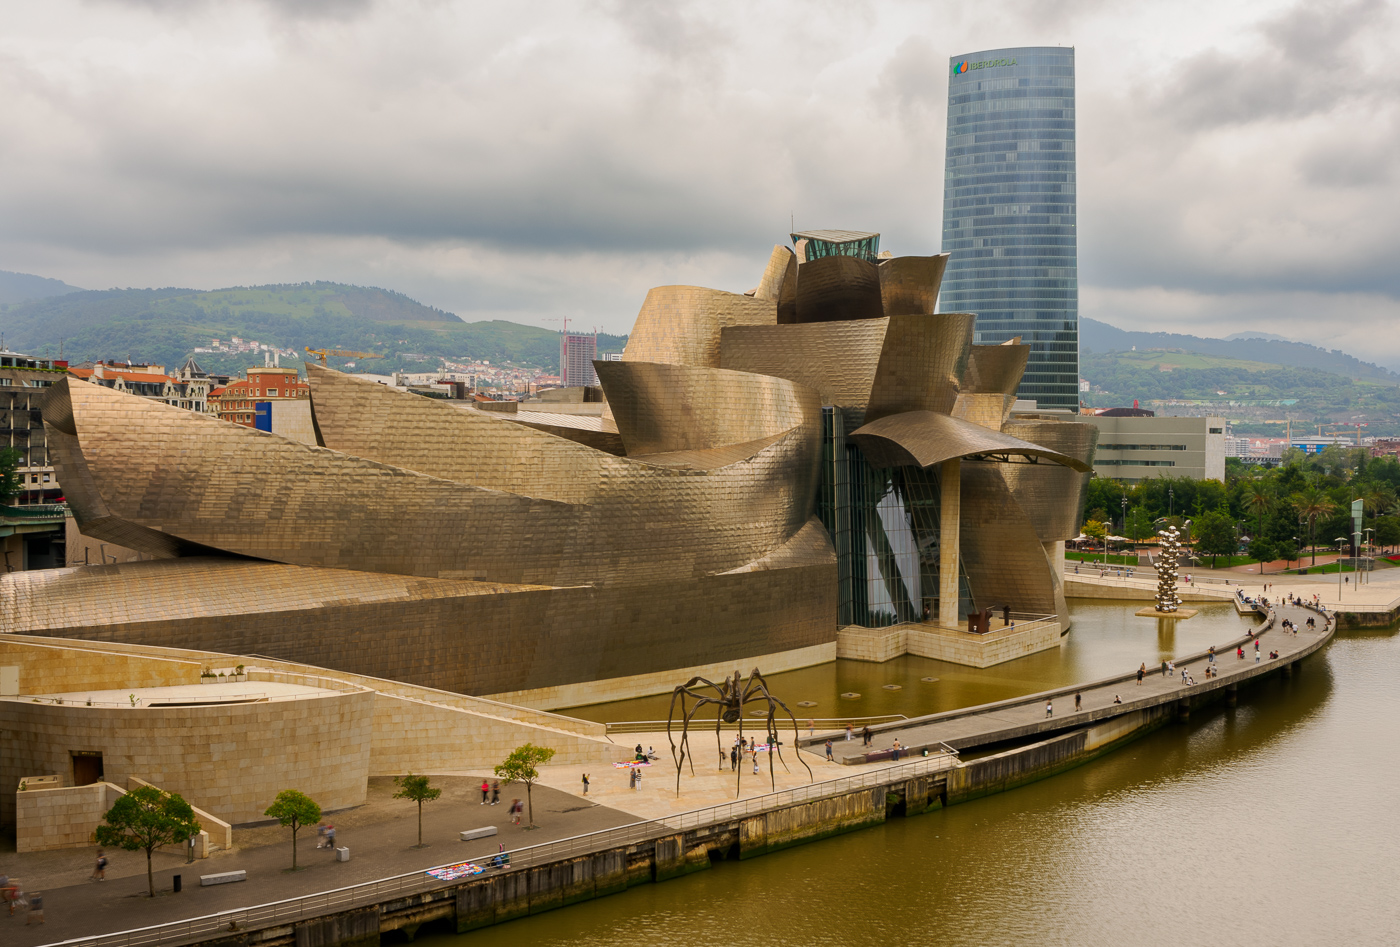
xmin=459 ymin=826 xmax=499 ymax=842
xmin=200 ymin=870 xmax=246 ymax=886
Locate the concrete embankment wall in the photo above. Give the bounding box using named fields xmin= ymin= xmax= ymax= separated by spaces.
xmin=1064 ymin=578 xmax=1233 ymax=602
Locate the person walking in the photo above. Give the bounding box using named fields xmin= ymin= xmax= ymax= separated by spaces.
xmin=730 ymin=745 xmax=738 ymax=771
xmin=628 ymin=768 xmax=636 ymax=791
xmin=25 ymin=891 xmax=42 ymax=926
xmin=1161 ymin=659 xmax=1168 ymax=678
xmin=845 ymin=723 xmax=854 ymax=742
xmin=824 ymin=739 xmax=834 ymax=762
xmin=1045 ymin=700 xmax=1053 ymax=717
xmin=490 ymin=781 xmax=500 ymax=805
xmin=581 ymin=773 xmax=589 ymax=796
xmin=324 ymin=824 xmax=336 ymax=853
xmin=1137 ymin=664 xmax=1145 ymax=685
xmin=480 ymin=780 xmax=490 ymax=805
xmin=1209 ymin=645 xmax=1215 ymax=664
xmin=752 ymin=753 xmax=760 ymax=775
xmin=1074 ymin=692 xmax=1082 ymax=712
xmin=511 ymin=799 xmax=523 ymax=824
xmin=862 ymin=725 xmax=872 ymax=747
xmin=91 ymin=849 xmax=107 ymax=881
xmin=808 ymin=718 xmax=815 ymax=737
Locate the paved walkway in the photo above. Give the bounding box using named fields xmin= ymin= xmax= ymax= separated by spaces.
xmin=1068 ymin=564 xmax=1400 ymax=613
xmin=825 ymin=601 xmax=1331 ymax=764
xmin=2 ymin=779 xmax=639 ymax=947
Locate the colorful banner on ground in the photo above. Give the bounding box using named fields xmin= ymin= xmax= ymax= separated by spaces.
xmin=612 ymin=760 xmax=653 ymax=768
xmin=426 ymin=862 xmax=484 ymax=881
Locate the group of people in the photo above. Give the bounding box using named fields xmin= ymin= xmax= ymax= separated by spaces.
xmin=2 ymin=873 xmax=41 ymax=924
xmin=314 ymin=823 xmax=337 ymax=850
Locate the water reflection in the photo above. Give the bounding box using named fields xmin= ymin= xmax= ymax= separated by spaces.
xmin=424 ymin=622 xmax=1392 ymax=947
xmin=565 ymin=600 xmax=1254 ymax=725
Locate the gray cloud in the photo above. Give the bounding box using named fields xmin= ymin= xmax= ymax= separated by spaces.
xmin=2 ymin=0 xmax=1399 ymax=355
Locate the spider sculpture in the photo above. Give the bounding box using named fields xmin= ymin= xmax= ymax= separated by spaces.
xmin=666 ymin=668 xmax=813 ymax=798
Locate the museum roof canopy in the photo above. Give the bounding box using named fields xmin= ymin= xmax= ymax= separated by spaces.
xmin=850 ymin=410 xmax=1092 ymax=472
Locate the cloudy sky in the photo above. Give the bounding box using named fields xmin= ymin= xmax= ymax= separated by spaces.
xmin=1 ymin=0 xmax=1396 ymax=360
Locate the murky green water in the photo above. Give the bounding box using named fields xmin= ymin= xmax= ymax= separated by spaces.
xmin=564 ymin=600 xmax=1256 ymax=725
xmin=414 ymin=602 xmax=1400 ymax=945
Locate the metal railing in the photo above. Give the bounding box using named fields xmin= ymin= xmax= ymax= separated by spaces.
xmin=40 ymin=752 xmax=958 ymax=947
xmin=603 ymin=714 xmax=906 ymax=735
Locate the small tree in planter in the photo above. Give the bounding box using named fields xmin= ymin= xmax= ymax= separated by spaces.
xmin=393 ymin=773 xmax=441 ymax=848
xmin=494 ymin=744 xmax=555 ymax=829
xmin=265 ymin=789 xmax=321 ymax=870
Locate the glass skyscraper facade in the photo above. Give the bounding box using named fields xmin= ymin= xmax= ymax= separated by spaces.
xmin=940 ymin=46 xmax=1078 ymax=409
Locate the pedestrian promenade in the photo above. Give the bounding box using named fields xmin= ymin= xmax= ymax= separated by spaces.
xmin=1 ymin=780 xmax=637 ymax=947
xmin=822 ymin=601 xmax=1330 ymax=764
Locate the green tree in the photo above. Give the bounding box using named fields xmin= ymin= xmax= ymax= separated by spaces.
xmin=393 ymin=773 xmax=441 ymax=848
xmin=265 ymin=789 xmax=321 ymax=870
xmin=1241 ymin=479 xmax=1274 ymax=541
xmin=1124 ymin=507 xmax=1154 ymax=541
xmin=1291 ymin=486 xmax=1338 ymax=565
xmin=494 ymin=744 xmax=556 ymax=828
xmin=1194 ymin=509 xmax=1237 ymax=568
xmin=0 ymin=447 xmax=22 ymax=504
xmin=95 ymin=785 xmax=202 ymax=898
xmin=1248 ymin=537 xmax=1277 ymax=573
xmin=1376 ymin=515 xmax=1400 ymax=551
xmin=1276 ymin=538 xmax=1300 ymax=568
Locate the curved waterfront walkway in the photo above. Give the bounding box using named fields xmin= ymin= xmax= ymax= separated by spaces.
xmin=814 ymin=600 xmax=1334 ymax=765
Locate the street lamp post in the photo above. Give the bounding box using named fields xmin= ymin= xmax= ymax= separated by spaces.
xmin=1121 ymin=497 xmax=1128 ymax=563
xmin=1292 ymin=536 xmax=1299 ymax=573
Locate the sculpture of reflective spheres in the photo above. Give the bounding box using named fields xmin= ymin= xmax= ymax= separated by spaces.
xmin=0 ymin=234 xmax=1098 ymax=704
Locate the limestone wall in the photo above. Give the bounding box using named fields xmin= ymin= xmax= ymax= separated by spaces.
xmin=1 ymin=689 xmax=374 ymax=827
xmin=14 ymin=780 xmax=124 ymax=852
xmin=369 ymin=694 xmax=618 ymax=773
xmin=0 ymin=637 xmax=201 ymax=694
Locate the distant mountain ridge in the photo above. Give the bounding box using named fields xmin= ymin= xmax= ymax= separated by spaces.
xmin=0 ymin=280 xmax=624 ymax=375
xmin=0 ymin=269 xmax=84 ymax=305
xmin=1081 ymin=317 xmax=1400 ymax=383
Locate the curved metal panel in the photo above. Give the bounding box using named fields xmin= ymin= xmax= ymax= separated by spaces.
xmin=720 ymin=319 xmax=890 ymax=425
xmin=50 ymin=377 xmax=821 ymax=588
xmin=752 ymin=244 xmax=795 ymax=301
xmin=878 ymin=254 xmax=950 ymax=316
xmin=794 ymin=255 xmax=883 ymax=323
xmin=850 ymin=410 xmax=1091 ymax=472
xmin=867 ymin=313 xmax=974 ymax=420
xmin=1000 ymin=418 xmax=1099 ymax=542
xmin=966 ymin=343 xmax=1029 ymax=396
xmin=622 ymin=285 xmax=775 ymax=368
xmin=595 ymin=360 xmax=818 ymax=456
xmin=958 ymin=464 xmax=1058 ymax=615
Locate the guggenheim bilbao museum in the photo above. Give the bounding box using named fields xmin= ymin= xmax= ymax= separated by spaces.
xmin=2 ymin=231 xmax=1096 ymax=708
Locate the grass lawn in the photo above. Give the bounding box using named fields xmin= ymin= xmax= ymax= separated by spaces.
xmin=1065 ymin=552 xmax=1140 ymax=565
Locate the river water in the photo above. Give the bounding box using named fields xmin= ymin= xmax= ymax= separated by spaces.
xmin=432 ymin=602 xmax=1400 ymax=946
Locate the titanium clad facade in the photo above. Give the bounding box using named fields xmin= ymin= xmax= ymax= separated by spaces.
xmin=4 ymin=237 xmax=1099 ymax=699
xmin=941 ymin=46 xmax=1078 ymax=410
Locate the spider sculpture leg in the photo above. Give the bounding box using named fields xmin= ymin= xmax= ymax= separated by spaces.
xmin=743 ymin=670 xmax=813 ymax=785
xmin=680 ymin=696 xmax=719 ymax=781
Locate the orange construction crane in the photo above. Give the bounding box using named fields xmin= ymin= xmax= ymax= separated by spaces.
xmin=304 ymin=347 xmax=386 ymax=366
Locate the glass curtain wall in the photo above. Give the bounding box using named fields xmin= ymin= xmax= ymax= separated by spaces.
xmin=940 ymin=46 xmax=1078 ymax=410
xmin=819 ymin=408 xmax=974 ymax=628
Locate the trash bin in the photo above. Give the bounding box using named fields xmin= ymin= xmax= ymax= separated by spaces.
xmin=336 ymin=847 xmax=350 ymax=862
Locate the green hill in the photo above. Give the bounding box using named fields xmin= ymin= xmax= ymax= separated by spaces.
xmin=0 ymin=281 xmax=626 ymax=376
xmin=1081 ymin=350 xmax=1400 ymax=436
